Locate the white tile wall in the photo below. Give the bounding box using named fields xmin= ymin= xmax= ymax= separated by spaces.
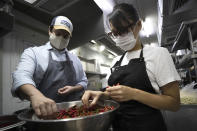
xmin=0 ymin=11 xmax=48 ymax=114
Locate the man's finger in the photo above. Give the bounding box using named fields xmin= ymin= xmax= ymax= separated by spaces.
xmin=51 ymin=102 xmax=58 ymax=113
xmin=58 ymin=88 xmax=68 ymax=94
xmin=34 ymin=107 xmax=41 ymax=117
xmin=45 ymin=102 xmax=53 ymax=116
xmin=58 ymin=87 xmax=66 ymax=92
xmin=40 ymin=104 xmax=47 ymax=117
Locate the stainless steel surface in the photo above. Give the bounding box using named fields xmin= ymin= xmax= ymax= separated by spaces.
xmin=164 ymin=104 xmax=197 ymax=131
xmin=18 ymin=100 xmax=119 ymax=131
xmin=0 ymin=114 xmax=26 ymax=131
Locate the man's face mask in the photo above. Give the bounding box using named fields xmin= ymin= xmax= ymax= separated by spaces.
xmin=112 ymin=31 xmax=137 ymax=51
xmin=49 ymin=33 xmax=70 ymax=50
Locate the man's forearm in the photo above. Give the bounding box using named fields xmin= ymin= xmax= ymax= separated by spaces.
xmin=73 ymin=84 xmax=84 ymax=91
xmin=18 ymin=84 xmax=44 ymax=100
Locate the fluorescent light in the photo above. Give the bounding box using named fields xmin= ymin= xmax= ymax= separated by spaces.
xmin=108 ymin=54 xmax=114 ymax=59
xmin=94 ymin=0 xmax=114 ymax=13
xmin=140 ymin=17 xmax=154 ymax=37
xmin=91 ymin=40 xmax=97 ymax=44
xmin=99 ymin=45 xmax=105 ymax=52
xmin=24 ymin=0 xmax=37 ymax=4
xmin=176 ymin=50 xmax=186 ymax=56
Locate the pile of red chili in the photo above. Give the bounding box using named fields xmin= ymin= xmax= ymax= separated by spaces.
xmin=56 ymin=105 xmax=114 ymax=119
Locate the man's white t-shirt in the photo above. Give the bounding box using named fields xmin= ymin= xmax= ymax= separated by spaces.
xmin=111 ymin=46 xmax=181 ymax=93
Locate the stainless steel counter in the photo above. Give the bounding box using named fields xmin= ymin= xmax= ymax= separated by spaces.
xmin=163 ymin=104 xmax=197 ymax=131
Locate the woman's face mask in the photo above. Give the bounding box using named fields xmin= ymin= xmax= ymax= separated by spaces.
xmin=49 ymin=33 xmax=70 ymax=50
xmin=111 ymin=31 xmax=137 ymax=51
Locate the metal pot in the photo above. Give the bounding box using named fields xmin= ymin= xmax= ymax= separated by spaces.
xmin=18 ymin=100 xmax=119 ymax=131
xmin=0 ymin=114 xmax=25 ymax=131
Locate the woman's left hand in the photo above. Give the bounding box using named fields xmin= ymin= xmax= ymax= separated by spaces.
xmin=106 ymin=85 xmax=137 ymax=102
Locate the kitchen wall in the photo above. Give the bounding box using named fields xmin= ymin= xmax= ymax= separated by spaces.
xmin=0 ymin=10 xmax=48 ymax=114
xmin=71 ymin=44 xmax=113 ymax=90
xmin=75 ymin=44 xmax=113 ymax=66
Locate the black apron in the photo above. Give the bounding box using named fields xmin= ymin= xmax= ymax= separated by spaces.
xmin=37 ymin=51 xmax=84 ymax=103
xmin=108 ymin=49 xmax=167 ymax=131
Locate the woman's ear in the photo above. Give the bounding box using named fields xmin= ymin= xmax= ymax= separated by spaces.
xmin=133 ymin=20 xmax=142 ymax=38
xmin=48 ymin=26 xmax=51 ymax=35
xmin=137 ymin=20 xmax=142 ymax=31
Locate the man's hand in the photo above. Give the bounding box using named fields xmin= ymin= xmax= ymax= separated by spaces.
xmin=58 ymin=86 xmax=75 ymax=95
xmin=106 ymin=85 xmax=137 ymax=102
xmin=82 ymin=90 xmax=109 ymax=108
xmin=30 ymin=94 xmax=58 ymax=119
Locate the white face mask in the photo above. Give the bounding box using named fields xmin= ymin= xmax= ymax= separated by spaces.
xmin=112 ymin=31 xmax=137 ymax=51
xmin=49 ymin=33 xmax=70 ymax=50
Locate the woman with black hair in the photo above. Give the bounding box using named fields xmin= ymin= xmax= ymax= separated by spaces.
xmin=82 ymin=3 xmax=180 ymax=131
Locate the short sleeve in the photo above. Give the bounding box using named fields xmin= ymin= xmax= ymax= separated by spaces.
xmin=154 ymin=48 xmax=181 ymax=87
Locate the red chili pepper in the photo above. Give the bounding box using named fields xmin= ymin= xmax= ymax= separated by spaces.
xmin=56 ymin=105 xmax=114 ymax=119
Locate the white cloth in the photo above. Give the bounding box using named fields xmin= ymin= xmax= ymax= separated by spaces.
xmin=112 ymin=46 xmax=181 ymax=93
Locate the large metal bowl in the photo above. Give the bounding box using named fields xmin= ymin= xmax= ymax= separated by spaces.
xmin=18 ymin=100 xmax=119 ymax=131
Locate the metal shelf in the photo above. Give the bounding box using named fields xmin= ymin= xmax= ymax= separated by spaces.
xmin=176 ymin=53 xmax=195 ymax=69
xmin=172 ymin=18 xmax=197 ymax=82
xmin=85 ymin=71 xmax=107 ymax=78
xmin=171 ymin=19 xmax=197 ymax=52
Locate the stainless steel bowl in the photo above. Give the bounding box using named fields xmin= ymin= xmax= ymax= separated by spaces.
xmin=18 ymin=100 xmax=119 ymax=131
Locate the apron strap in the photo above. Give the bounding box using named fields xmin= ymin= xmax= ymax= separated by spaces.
xmin=110 ymin=51 xmax=127 ymax=73
xmin=113 ymin=51 xmax=127 ymax=67
xmin=65 ymin=51 xmax=70 ymax=61
xmin=139 ymin=48 xmax=143 ymax=58
xmin=111 ymin=45 xmax=144 ymax=73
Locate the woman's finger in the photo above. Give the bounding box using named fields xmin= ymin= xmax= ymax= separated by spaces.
xmin=106 ymin=86 xmax=121 ymax=92
xmin=82 ymin=91 xmax=91 ymax=106
xmin=90 ymin=95 xmax=99 ymax=107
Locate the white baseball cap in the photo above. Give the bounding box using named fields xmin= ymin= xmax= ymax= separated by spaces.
xmin=50 ymin=16 xmax=73 ymax=36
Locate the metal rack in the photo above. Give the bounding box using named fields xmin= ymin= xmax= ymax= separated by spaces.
xmin=171 ymin=18 xmax=197 ymax=82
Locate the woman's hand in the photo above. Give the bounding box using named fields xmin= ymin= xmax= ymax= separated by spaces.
xmin=82 ymin=90 xmax=109 ymax=108
xmin=106 ymin=85 xmax=137 ymax=102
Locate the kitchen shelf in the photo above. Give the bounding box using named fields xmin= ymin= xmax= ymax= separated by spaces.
xmin=85 ymin=71 xmax=107 ymax=78
xmin=172 ymin=18 xmax=197 ymax=82
xmin=176 ymin=53 xmax=194 ymax=69
xmin=171 ymin=19 xmax=197 ymax=52
xmin=78 ymin=56 xmax=95 ymax=63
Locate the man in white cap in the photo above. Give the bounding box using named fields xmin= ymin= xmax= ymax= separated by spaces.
xmin=11 ymin=16 xmax=88 ymax=118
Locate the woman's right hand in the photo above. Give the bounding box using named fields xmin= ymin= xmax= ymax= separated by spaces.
xmin=82 ymin=90 xmax=109 ymax=108
xmin=30 ymin=94 xmax=58 ymax=119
